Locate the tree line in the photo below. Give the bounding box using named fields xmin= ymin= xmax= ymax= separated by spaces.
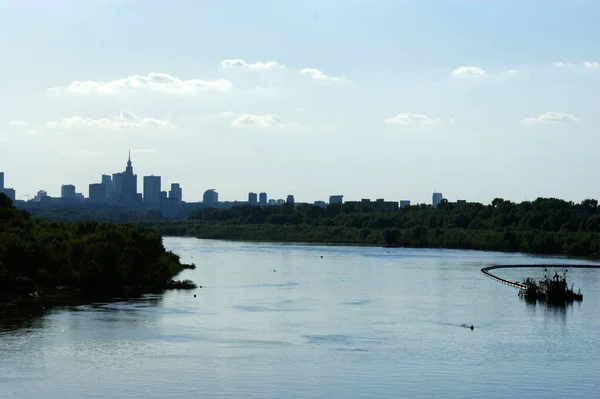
xmin=138 ymin=197 xmax=600 ymax=256
xmin=0 ymin=193 xmax=195 ymax=300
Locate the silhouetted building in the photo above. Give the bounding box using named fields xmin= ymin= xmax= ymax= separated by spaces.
xmin=286 ymin=195 xmax=295 ymax=205
xmin=160 ymin=191 xmax=168 ymax=201
xmin=144 ymin=175 xmax=161 ymax=203
xmin=0 ymin=187 xmax=15 ymax=201
xmin=276 ymin=199 xmax=285 ymax=205
xmin=169 ymin=183 xmax=182 ymax=202
xmin=433 ymin=192 xmax=443 ymax=208
xmin=113 ymin=151 xmax=139 ymax=205
xmin=0 ymin=172 xmax=4 ymax=190
xmin=102 ymin=174 xmax=114 ymax=199
xmin=259 ymin=192 xmax=267 ymax=206
xmin=457 ymin=199 xmax=466 ymax=204
xmin=400 ymin=200 xmax=411 ymax=208
xmin=314 ymin=201 xmax=327 ymax=208
xmin=34 ymin=190 xmax=48 ymax=202
xmin=203 ymin=189 xmax=218 ymax=205
xmin=89 ymin=183 xmax=107 ymax=203
xmin=61 ymin=184 xmax=76 ymax=199
xmin=268 ymin=199 xmax=277 ymax=205
xmin=248 ymin=192 xmax=258 ymax=205
xmin=329 ymin=195 xmax=343 ymax=204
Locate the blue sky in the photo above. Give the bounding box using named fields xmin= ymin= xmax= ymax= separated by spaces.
xmin=1 ymin=0 xmax=599 ymax=204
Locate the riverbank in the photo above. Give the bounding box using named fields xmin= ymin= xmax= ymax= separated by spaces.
xmin=0 ymin=193 xmax=197 ymax=305
xmin=144 ymin=222 xmax=600 ymax=258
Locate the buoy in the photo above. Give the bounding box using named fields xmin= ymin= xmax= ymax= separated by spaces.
xmin=194 ymin=294 xmax=196 ymax=298
xmin=320 ymin=256 xmax=323 ymax=258
xmin=470 ymin=325 xmax=474 ymax=330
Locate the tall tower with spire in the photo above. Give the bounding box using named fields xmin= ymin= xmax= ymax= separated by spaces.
xmin=112 ymin=149 xmax=138 ymax=206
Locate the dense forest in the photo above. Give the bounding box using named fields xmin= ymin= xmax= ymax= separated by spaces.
xmin=0 ymin=193 xmax=195 ymax=300
xmin=136 ymin=197 xmax=600 ymax=257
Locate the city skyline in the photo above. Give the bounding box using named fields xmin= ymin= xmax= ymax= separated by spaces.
xmin=1 ymin=1 xmax=600 ymax=204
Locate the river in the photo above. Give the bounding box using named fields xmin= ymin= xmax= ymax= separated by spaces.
xmin=1 ymin=237 xmax=599 ymax=398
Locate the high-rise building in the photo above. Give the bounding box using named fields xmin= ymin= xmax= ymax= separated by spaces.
xmin=34 ymin=190 xmax=48 ymax=202
xmin=329 ymin=195 xmax=343 ymax=204
xmin=169 ymin=183 xmax=182 ymax=202
xmin=400 ymin=200 xmax=411 ymax=209
xmin=61 ymin=184 xmax=76 ymax=199
xmin=160 ymin=191 xmax=168 ymax=201
xmin=259 ymin=192 xmax=267 ymax=206
xmin=432 ymin=192 xmax=443 ymax=208
xmin=143 ymin=175 xmax=161 ymax=203
xmin=286 ymin=195 xmax=295 ymax=205
xmin=0 ymin=188 xmax=15 ymax=201
xmin=203 ymin=189 xmax=218 ymax=205
xmin=0 ymin=172 xmax=4 ymax=190
xmin=102 ymin=174 xmax=114 ymax=198
xmin=112 ymin=151 xmax=138 ymax=205
xmin=89 ymin=183 xmax=107 ymax=203
xmin=248 ymin=192 xmax=258 ymax=205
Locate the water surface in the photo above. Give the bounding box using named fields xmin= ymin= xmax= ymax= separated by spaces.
xmin=1 ymin=238 xmax=599 ymax=398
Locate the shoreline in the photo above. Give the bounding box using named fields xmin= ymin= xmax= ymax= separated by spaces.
xmin=162 ymin=233 xmax=600 ymax=262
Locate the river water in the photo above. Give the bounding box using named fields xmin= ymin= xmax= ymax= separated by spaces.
xmin=1 ymin=237 xmax=600 ymax=398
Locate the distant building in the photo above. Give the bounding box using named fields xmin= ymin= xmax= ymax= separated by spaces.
xmin=203 ymin=189 xmax=218 ymax=205
xmin=329 ymin=195 xmax=343 ymax=204
xmin=259 ymin=192 xmax=267 ymax=206
xmin=286 ymin=195 xmax=295 ymax=205
xmin=143 ymin=175 xmax=161 ymax=203
xmin=89 ymin=183 xmax=107 ymax=203
xmin=345 ymin=198 xmax=398 ymax=211
xmin=34 ymin=190 xmax=49 ymax=202
xmin=112 ymin=151 xmax=139 ymax=206
xmin=268 ymin=199 xmax=277 ymax=205
xmin=0 ymin=172 xmax=4 ymax=190
xmin=400 ymin=200 xmax=411 ymax=209
xmin=314 ymin=201 xmax=327 ymax=208
xmin=457 ymin=199 xmax=466 ymax=204
xmin=160 ymin=191 xmax=168 ymax=201
xmin=248 ymin=192 xmax=258 ymax=205
xmin=61 ymin=184 xmax=76 ymax=199
xmin=102 ymin=174 xmax=114 ymax=199
xmin=276 ymin=199 xmax=285 ymax=205
xmin=432 ymin=192 xmax=443 ymax=208
xmin=169 ymin=183 xmax=182 ymax=202
xmin=0 ymin=188 xmax=15 ymax=201
xmin=75 ymin=193 xmax=84 ymax=203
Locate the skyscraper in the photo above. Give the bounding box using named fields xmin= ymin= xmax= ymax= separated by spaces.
xmin=286 ymin=195 xmax=295 ymax=205
xmin=113 ymin=151 xmax=138 ymax=205
xmin=143 ymin=175 xmax=161 ymax=203
xmin=169 ymin=183 xmax=182 ymax=202
xmin=89 ymin=183 xmax=106 ymax=203
xmin=329 ymin=195 xmax=343 ymax=204
xmin=61 ymin=184 xmax=76 ymax=199
xmin=259 ymin=192 xmax=267 ymax=206
xmin=432 ymin=192 xmax=443 ymax=208
xmin=248 ymin=192 xmax=258 ymax=205
xmin=203 ymin=189 xmax=218 ymax=205
xmin=0 ymin=172 xmax=4 ymax=190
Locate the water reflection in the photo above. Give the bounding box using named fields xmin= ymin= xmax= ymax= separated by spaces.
xmin=521 ymin=296 xmax=573 ymax=325
xmin=0 ymin=294 xmax=165 ymax=334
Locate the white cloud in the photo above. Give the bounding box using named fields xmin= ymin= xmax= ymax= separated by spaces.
xmin=231 ymin=113 xmax=283 ymax=128
xmin=505 ymin=69 xmax=519 ymax=75
xmin=8 ymin=120 xmax=28 ymax=126
xmin=48 ymin=73 xmax=232 ymax=94
xmin=219 ymin=59 xmax=285 ymax=70
xmin=553 ymin=61 xmax=576 ymax=68
xmin=583 ymin=61 xmax=600 ymax=69
xmin=47 ymin=110 xmax=177 ymax=130
xmin=521 ymin=112 xmax=579 ymax=125
xmin=300 ymin=68 xmax=349 ymax=82
xmin=451 ymin=66 xmax=487 ymax=77
xmin=385 ymin=113 xmax=445 ymax=126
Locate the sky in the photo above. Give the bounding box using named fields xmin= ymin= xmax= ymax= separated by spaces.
xmin=1 ymin=0 xmax=599 ymax=205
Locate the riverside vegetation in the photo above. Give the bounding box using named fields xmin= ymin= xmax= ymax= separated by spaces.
xmin=17 ymin=197 xmax=600 ymax=257
xmin=0 ymin=193 xmax=196 ymax=301
xmin=138 ymin=198 xmax=600 ymax=257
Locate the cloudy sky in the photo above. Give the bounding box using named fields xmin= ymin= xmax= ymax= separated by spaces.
xmin=1 ymin=0 xmax=599 ymax=204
